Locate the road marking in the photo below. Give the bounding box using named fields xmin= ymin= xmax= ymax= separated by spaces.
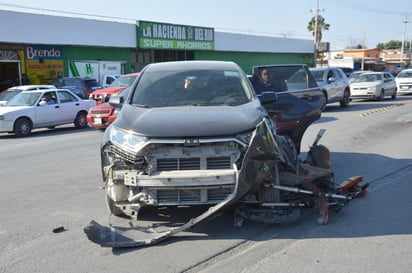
xmin=367 ymin=163 xmax=412 ymax=192
xmin=360 ymin=100 xmax=412 ymax=117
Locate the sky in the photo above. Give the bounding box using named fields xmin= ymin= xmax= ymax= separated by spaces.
xmin=0 ymin=0 xmax=411 ymax=49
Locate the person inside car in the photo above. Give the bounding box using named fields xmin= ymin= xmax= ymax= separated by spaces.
xmin=42 ymin=92 xmax=56 ymax=105
xmin=258 ymin=68 xmax=275 ymax=90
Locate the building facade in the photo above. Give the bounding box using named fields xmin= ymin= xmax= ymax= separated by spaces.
xmin=0 ymin=10 xmax=314 ymax=91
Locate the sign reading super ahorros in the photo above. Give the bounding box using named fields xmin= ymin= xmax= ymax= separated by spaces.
xmin=137 ymin=20 xmax=214 ymax=50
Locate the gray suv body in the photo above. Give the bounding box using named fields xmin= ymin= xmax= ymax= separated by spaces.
xmin=309 ymin=66 xmax=351 ymax=109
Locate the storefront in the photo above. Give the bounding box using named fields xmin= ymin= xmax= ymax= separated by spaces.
xmin=0 ymin=47 xmax=24 ymax=90
xmin=0 ymin=10 xmax=315 ymax=91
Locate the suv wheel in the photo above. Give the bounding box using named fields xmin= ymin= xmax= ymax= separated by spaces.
xmin=377 ymin=90 xmax=385 ymax=101
xmin=339 ymin=88 xmax=350 ymax=108
xmin=391 ymin=89 xmax=397 ymax=100
xmin=321 ymin=91 xmax=327 ymax=111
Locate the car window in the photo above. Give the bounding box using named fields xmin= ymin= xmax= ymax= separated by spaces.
xmin=384 ymin=73 xmax=393 ymax=82
xmin=131 ymin=69 xmax=252 ymax=107
xmin=327 ymin=70 xmax=334 ymax=79
xmin=332 ymin=69 xmax=343 ymax=79
xmin=85 ymin=79 xmax=100 ymax=88
xmin=311 ymin=71 xmax=324 ymax=82
xmin=57 ymin=90 xmax=79 ymax=103
xmin=6 ymin=92 xmax=41 ymax=106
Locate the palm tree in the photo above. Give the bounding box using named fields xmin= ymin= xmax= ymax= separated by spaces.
xmin=307 ymin=15 xmax=330 ymax=44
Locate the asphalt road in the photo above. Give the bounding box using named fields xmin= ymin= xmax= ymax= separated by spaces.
xmin=1 ymin=95 xmax=412 ymax=273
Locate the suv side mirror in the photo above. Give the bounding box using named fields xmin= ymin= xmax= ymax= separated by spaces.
xmin=327 ymin=77 xmax=336 ymax=83
xmin=258 ymin=91 xmax=277 ymax=104
xmin=109 ymin=96 xmax=124 ymax=108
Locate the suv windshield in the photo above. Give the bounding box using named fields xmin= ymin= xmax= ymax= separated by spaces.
xmin=130 ymin=69 xmax=253 ymax=107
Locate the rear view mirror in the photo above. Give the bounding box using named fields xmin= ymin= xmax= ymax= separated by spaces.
xmin=258 ymin=91 xmax=277 ymax=104
xmin=109 ymin=96 xmax=124 ymax=108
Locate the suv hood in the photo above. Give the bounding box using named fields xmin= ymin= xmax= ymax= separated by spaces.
xmin=115 ymin=101 xmax=265 ymax=137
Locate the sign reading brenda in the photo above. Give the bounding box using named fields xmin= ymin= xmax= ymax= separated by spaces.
xmin=25 ymin=45 xmax=64 ymax=85
xmin=137 ymin=20 xmax=214 ymax=50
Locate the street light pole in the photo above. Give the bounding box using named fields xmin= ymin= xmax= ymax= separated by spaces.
xmin=400 ymin=12 xmax=408 ymax=65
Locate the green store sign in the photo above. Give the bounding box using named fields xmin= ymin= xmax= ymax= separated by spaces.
xmin=136 ymin=20 xmax=215 ymax=50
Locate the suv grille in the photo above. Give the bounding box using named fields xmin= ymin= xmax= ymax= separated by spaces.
xmin=157 ymin=156 xmax=231 ymax=171
xmin=156 ymin=186 xmax=234 ymax=204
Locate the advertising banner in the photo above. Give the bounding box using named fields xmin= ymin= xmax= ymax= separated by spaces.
xmin=136 ymin=20 xmax=215 ymax=50
xmin=69 ymin=61 xmax=123 ymax=85
xmin=25 ymin=45 xmax=64 ymax=85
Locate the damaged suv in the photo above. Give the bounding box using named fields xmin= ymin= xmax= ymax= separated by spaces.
xmin=87 ymin=61 xmax=367 ymax=247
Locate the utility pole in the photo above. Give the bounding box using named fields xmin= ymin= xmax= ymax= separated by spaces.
xmin=310 ymin=0 xmax=324 ymax=67
xmin=400 ymin=12 xmax=409 ymax=65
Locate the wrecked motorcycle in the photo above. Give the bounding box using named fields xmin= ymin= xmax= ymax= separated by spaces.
xmin=84 ymin=62 xmax=368 ymax=248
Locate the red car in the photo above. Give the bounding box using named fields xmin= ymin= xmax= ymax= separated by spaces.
xmin=89 ymin=72 xmax=139 ymax=104
xmin=87 ymin=87 xmax=131 ymax=129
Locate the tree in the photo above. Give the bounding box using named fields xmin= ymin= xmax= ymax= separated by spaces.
xmin=376 ymin=43 xmax=385 ymax=50
xmin=307 ymin=15 xmax=330 ymax=44
xmin=376 ymin=40 xmax=411 ymax=50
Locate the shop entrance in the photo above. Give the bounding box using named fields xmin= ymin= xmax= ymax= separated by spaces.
xmin=0 ymin=50 xmax=21 ymax=91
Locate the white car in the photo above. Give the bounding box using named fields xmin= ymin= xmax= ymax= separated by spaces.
xmin=395 ymin=69 xmax=412 ymax=95
xmin=350 ymin=72 xmax=397 ymax=101
xmin=0 ymin=85 xmax=55 ymax=105
xmin=0 ymin=88 xmax=96 ymax=137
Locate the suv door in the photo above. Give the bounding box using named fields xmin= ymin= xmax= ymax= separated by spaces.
xmin=250 ymin=64 xmax=324 ymax=152
xmin=383 ymin=72 xmax=396 ymax=94
xmin=329 ymin=68 xmax=345 ymax=101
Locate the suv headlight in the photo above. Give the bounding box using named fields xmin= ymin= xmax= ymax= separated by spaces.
xmin=109 ymin=126 xmax=147 ymax=153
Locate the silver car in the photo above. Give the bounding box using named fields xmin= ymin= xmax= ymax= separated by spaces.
xmin=350 ymin=71 xmax=397 ymax=101
xmin=310 ymin=66 xmax=351 ymax=109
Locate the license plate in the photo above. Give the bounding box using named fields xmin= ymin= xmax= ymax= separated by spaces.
xmin=94 ymin=118 xmax=102 ymax=124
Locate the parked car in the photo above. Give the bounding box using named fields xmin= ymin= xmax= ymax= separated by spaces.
xmin=348 ymin=70 xmax=372 ymax=84
xmin=0 ymin=85 xmax=55 ymax=105
xmin=87 ymin=87 xmax=131 ymax=129
xmin=49 ymin=77 xmax=102 ymax=99
xmin=89 ymin=72 xmax=139 ymax=104
xmin=395 ymin=68 xmax=412 ymax=95
xmin=350 ymin=71 xmax=397 ymax=100
xmin=309 ymin=66 xmax=351 ymax=109
xmin=0 ymin=88 xmax=96 ymax=137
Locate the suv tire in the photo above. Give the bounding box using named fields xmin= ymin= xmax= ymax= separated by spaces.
xmin=339 ymin=88 xmax=350 ymax=107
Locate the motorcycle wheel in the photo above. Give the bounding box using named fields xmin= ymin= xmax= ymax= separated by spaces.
xmin=235 ymin=205 xmax=301 ymax=224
